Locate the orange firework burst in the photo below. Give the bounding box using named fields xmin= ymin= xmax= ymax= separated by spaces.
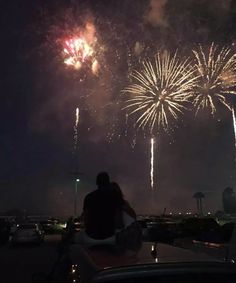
xmin=63 ymin=36 xmax=98 ymax=73
xmin=63 ymin=21 xmax=99 ymax=75
xmin=64 ymin=37 xmax=93 ymax=68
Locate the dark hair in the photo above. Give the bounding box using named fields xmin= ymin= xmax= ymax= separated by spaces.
xmin=110 ymin=182 xmax=124 ymax=206
xmin=96 ymin=172 xmax=110 ymax=188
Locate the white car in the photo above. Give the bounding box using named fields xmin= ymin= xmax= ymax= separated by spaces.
xmin=11 ymin=223 xmax=44 ymax=245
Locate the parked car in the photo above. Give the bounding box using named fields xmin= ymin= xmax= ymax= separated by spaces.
xmin=11 ymin=223 xmax=44 ymax=245
xmin=40 ymin=220 xmax=55 ymax=234
xmin=179 ymin=217 xmax=220 ymax=239
xmin=140 ymin=217 xmax=181 ymax=243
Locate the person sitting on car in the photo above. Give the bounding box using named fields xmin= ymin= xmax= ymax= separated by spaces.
xmin=110 ymin=182 xmax=136 ymax=230
xmin=74 ymin=172 xmax=122 ymax=245
xmin=110 ymin=182 xmax=142 ymax=252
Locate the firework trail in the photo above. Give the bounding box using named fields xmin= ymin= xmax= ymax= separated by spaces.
xmin=232 ymin=107 xmax=236 ymax=148
xmin=192 ymin=43 xmax=236 ymax=115
xmin=123 ymin=51 xmax=196 ymax=189
xmin=74 ymin=107 xmax=80 ymax=152
xmin=150 ymin=137 xmax=155 ymax=190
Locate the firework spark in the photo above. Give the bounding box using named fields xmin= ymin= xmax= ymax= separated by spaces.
xmin=150 ymin=137 xmax=155 ymax=190
xmin=192 ymin=43 xmax=236 ymax=115
xmin=123 ymin=51 xmax=196 ymax=133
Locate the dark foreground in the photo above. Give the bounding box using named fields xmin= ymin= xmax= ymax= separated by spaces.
xmin=0 ymin=235 xmax=61 ymax=283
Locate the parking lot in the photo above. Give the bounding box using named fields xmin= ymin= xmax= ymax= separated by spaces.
xmin=0 ymin=235 xmax=61 ymax=283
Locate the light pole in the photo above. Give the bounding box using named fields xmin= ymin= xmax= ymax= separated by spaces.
xmin=74 ymin=178 xmax=80 ymax=217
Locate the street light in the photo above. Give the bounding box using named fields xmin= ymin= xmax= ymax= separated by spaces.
xmin=74 ymin=178 xmax=80 ymax=216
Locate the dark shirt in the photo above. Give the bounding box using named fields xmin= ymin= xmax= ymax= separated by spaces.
xmin=83 ymin=188 xmax=118 ymax=239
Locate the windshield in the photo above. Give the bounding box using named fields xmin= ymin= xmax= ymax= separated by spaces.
xmin=1 ymin=1 xmax=236 ymax=283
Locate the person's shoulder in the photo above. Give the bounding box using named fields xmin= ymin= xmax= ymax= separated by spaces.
xmin=85 ymin=189 xmax=100 ymax=201
xmin=84 ymin=190 xmax=98 ymax=208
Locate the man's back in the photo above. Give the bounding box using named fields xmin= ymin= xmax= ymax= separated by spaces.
xmin=83 ymin=188 xmax=118 ymax=239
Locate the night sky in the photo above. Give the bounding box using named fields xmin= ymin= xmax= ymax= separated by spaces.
xmin=1 ymin=0 xmax=236 ymax=216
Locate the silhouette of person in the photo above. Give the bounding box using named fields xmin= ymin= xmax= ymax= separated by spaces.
xmin=83 ymin=171 xmax=120 ymax=239
xmin=74 ymin=172 xmax=122 ymax=244
xmin=110 ymin=182 xmax=142 ymax=252
xmin=110 ymin=182 xmax=136 ymax=229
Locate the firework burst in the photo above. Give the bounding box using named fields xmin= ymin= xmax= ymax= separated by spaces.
xmin=63 ymin=36 xmax=99 ymax=75
xmin=123 ymin=51 xmax=196 ymax=190
xmin=192 ymin=43 xmax=236 ymax=115
xmin=64 ymin=37 xmax=92 ymax=68
xmin=123 ymin=51 xmax=196 ymax=133
xmin=62 ymin=21 xmax=99 ymax=75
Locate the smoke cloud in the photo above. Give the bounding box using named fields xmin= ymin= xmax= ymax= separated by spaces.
xmin=144 ymin=0 xmax=168 ymax=27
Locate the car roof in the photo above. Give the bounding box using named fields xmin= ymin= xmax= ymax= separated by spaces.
xmin=138 ymin=242 xmax=218 ymax=264
xmin=93 ymin=262 xmax=236 ymax=283
xmin=70 ymin=242 xmax=220 ymax=272
xmin=70 ymin=242 xmax=236 ymax=283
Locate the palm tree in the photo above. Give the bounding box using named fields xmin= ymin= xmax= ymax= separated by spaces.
xmin=193 ymin=192 xmax=205 ymax=215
